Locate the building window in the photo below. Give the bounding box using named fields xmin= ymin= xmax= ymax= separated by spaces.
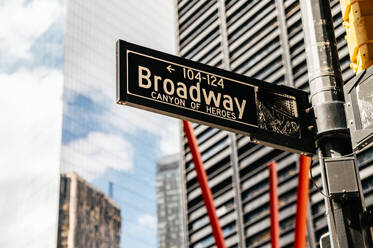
xmin=242 ymin=180 xmax=268 ymax=201
xmin=201 ymin=137 xmax=229 ymax=162
xmin=223 ymin=222 xmax=235 ymax=236
xmin=186 ymin=137 xmax=229 ymax=170
xmin=191 ymin=217 xmax=209 ymax=231
xmin=197 ymin=127 xmax=217 ymax=145
xmin=247 ymin=230 xmax=270 ymax=247
xmin=192 ymin=235 xmax=213 ymax=248
xmin=244 ymin=205 xmax=269 ymax=223
xmin=279 ymin=188 xmax=297 ymax=207
xmin=280 ymin=216 xmax=294 ymax=231
xmin=312 ymin=201 xmax=325 ymax=216
xmin=362 ymin=176 xmax=373 ymax=190
xmin=357 ymin=146 xmax=373 ymax=164
xmin=186 ymin=160 xmax=193 ymax=170
xmin=246 ymin=38 xmax=280 ymax=70
xmin=191 ymin=200 xmax=234 ymax=231
xmin=278 ymin=162 xmax=297 ymax=182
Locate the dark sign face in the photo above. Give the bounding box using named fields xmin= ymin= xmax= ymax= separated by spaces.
xmin=117 ymin=40 xmax=315 ymax=155
xmin=344 ymin=66 xmax=373 ymax=152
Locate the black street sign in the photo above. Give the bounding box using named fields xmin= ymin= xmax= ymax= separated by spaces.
xmin=116 ymin=40 xmax=315 ymax=155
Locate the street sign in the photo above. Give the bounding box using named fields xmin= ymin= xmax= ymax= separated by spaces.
xmin=344 ymin=66 xmax=373 ymax=152
xmin=116 ymin=40 xmax=315 ymax=155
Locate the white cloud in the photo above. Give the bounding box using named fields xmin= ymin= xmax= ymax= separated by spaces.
xmin=61 ymin=131 xmax=134 ymax=180
xmin=59 ymin=0 xmax=179 ymax=157
xmin=63 ymin=91 xmax=180 ymax=158
xmin=0 ymin=0 xmax=64 ymax=62
xmin=0 ymin=67 xmax=63 ymax=247
xmin=0 ymin=67 xmax=63 ymax=175
xmin=0 ymin=1 xmax=64 ymax=246
xmin=108 ymin=103 xmax=180 ymax=155
xmin=159 ymin=119 xmax=180 ymax=155
xmin=137 ymin=214 xmax=157 ymax=230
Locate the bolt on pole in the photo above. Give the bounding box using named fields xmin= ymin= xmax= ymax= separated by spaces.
xmin=299 ymin=0 xmax=372 ymax=247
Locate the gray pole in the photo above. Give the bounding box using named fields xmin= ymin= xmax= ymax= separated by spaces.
xmin=307 ymin=195 xmax=317 ymax=248
xmin=274 ymin=0 xmax=294 ymax=87
xmin=299 ymin=0 xmax=372 ymax=247
xmin=217 ymin=0 xmax=246 ymax=246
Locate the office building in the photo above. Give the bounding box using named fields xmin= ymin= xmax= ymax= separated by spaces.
xmin=57 ymin=172 xmax=121 ymax=248
xmin=175 ymin=1 xmax=373 ymax=247
xmin=60 ymin=0 xmax=176 ymax=247
xmin=156 ymin=154 xmax=185 ymax=248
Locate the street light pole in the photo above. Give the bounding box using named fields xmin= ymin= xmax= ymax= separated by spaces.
xmin=299 ymin=0 xmax=372 ymax=247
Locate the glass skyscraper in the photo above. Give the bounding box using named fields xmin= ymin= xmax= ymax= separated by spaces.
xmin=61 ymin=0 xmax=177 ymax=247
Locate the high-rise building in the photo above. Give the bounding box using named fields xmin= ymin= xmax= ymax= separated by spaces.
xmin=175 ymin=1 xmax=373 ymax=247
xmin=60 ymin=0 xmax=177 ymax=247
xmin=57 ymin=172 xmax=121 ymax=248
xmin=156 ymin=154 xmax=185 ymax=248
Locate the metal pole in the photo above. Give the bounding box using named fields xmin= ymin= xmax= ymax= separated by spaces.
xmin=178 ymin=121 xmax=190 ymax=247
xmin=317 ymin=147 xmax=339 ymax=248
xmin=307 ymin=199 xmax=317 ymax=248
xmin=217 ymin=0 xmax=246 ymax=245
xmin=294 ymin=155 xmax=312 ymax=248
xmin=268 ymin=161 xmax=280 ymax=248
xmin=109 ymin=182 xmax=113 ymax=198
xmin=299 ymin=0 xmax=372 ymax=247
xmin=183 ymin=120 xmax=227 ymax=248
xmin=228 ymin=133 xmax=246 ymax=248
xmin=274 ymin=0 xmax=295 ymax=87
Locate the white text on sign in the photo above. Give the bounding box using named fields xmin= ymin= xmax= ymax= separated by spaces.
xmin=137 ymin=65 xmax=247 ymax=120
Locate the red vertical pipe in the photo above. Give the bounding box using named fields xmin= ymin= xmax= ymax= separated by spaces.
xmin=294 ymin=155 xmax=312 ymax=248
xmin=268 ymin=161 xmax=281 ymax=248
xmin=183 ymin=120 xmax=227 ymax=248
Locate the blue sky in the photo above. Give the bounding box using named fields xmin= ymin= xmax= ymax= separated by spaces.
xmin=0 ymin=0 xmax=178 ymax=247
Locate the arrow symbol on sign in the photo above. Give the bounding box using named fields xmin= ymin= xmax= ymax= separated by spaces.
xmin=167 ymin=65 xmax=175 ymax=73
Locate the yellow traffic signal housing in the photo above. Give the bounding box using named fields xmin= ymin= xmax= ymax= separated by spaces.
xmin=340 ymin=0 xmax=373 ymax=73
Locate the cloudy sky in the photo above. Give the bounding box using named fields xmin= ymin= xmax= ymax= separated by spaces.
xmin=0 ymin=0 xmax=64 ymax=247
xmin=0 ymin=0 xmax=178 ymax=247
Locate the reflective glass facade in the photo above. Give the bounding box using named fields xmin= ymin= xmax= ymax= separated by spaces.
xmin=61 ymin=0 xmax=177 ymax=247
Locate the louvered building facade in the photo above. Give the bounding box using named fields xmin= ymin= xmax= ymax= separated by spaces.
xmin=175 ymin=1 xmax=373 ymax=247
